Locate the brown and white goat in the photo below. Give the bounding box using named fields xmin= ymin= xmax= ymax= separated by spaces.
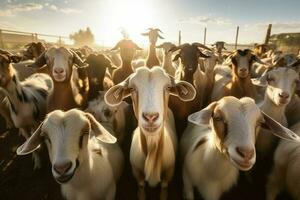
xmin=0 ymin=52 xmax=53 ymax=168
xmin=105 ymin=66 xmax=196 ymax=200
xmin=141 ymin=28 xmax=164 ymax=68
xmin=27 ymin=47 xmax=89 ymax=112
xmin=181 ymin=96 xmax=300 ymax=200
xmin=110 ymin=39 xmax=142 ymax=84
xmin=211 ymin=49 xmax=265 ymax=101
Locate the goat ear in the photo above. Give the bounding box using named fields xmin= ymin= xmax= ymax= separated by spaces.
xmin=172 ymin=54 xmax=180 ymax=62
xmin=26 ymin=51 xmax=46 ymax=68
xmin=104 ymin=77 xmax=131 ymax=106
xmin=158 ymin=34 xmax=164 ymax=39
xmin=169 ymin=79 xmax=196 ymax=102
xmin=251 ymin=55 xmax=266 ymax=65
xmin=261 ymin=111 xmax=300 ymax=142
xmin=85 ymin=113 xmax=117 ymax=144
xmin=223 ymin=54 xmax=233 ymax=66
xmin=141 ymin=32 xmax=149 ymax=36
xmin=188 ymin=102 xmax=218 ymax=125
xmin=223 ymin=46 xmax=227 ymax=50
xmin=111 ymin=42 xmax=121 ymax=51
xmin=156 ymin=44 xmax=163 ymax=48
xmin=198 ymin=51 xmax=210 ymax=58
xmin=16 ymin=123 xmax=43 ymax=155
xmin=71 ymin=50 xmax=87 ymax=67
xmin=9 ymin=55 xmax=22 ymax=63
xmin=251 ymin=73 xmax=268 ymax=87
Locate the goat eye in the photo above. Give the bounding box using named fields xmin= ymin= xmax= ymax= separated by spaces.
xmin=44 ymin=134 xmax=51 ymax=145
xmin=103 ymin=109 xmax=112 ymax=117
xmin=267 ymin=76 xmax=275 ymax=82
xmin=213 ymin=116 xmax=223 ymax=121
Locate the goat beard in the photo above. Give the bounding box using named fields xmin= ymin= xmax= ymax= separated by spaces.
xmin=144 ymin=131 xmax=164 ymax=187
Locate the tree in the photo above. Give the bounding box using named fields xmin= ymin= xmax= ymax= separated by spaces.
xmin=70 ymin=27 xmax=95 ymax=46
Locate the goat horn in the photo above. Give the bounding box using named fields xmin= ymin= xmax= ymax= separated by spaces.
xmin=168 ymin=43 xmax=189 ymax=53
xmin=192 ymin=43 xmax=212 ymax=51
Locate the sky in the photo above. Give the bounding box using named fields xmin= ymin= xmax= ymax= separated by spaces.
xmin=0 ymin=0 xmax=300 ymax=47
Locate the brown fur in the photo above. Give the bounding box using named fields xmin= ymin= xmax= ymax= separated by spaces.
xmin=224 ymin=75 xmax=257 ymax=99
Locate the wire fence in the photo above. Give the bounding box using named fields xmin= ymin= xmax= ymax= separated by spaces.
xmin=0 ymin=29 xmax=73 ymax=51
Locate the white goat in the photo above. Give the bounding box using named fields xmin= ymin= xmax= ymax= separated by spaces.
xmin=252 ymin=67 xmax=300 ymax=155
xmin=267 ymin=121 xmax=300 ymax=200
xmin=85 ymin=91 xmax=129 ymax=144
xmin=17 ymin=109 xmax=123 ymax=200
xmin=181 ymin=96 xmax=300 ymax=200
xmin=105 ymin=66 xmax=196 ymax=200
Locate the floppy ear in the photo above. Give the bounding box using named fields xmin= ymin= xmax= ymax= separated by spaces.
xmin=156 ymin=44 xmax=164 ymax=48
xmin=223 ymin=54 xmax=233 ymax=65
xmin=10 ymin=55 xmax=22 ymax=63
xmin=85 ymin=113 xmax=117 ymax=144
xmin=71 ymin=50 xmax=87 ymax=67
xmin=251 ymin=54 xmax=266 ymax=65
xmin=223 ymin=46 xmax=227 ymax=50
xmin=26 ymin=51 xmax=46 ymax=68
xmin=251 ymin=72 xmax=268 ymax=87
xmin=172 ymin=53 xmax=180 ymax=62
xmin=104 ymin=77 xmax=131 ymax=106
xmin=261 ymin=111 xmax=300 ymax=142
xmin=16 ymin=123 xmax=43 ymax=155
xmin=188 ymin=102 xmax=218 ymax=125
xmin=168 ymin=77 xmax=196 ymax=102
xmin=111 ymin=42 xmax=121 ymax=51
xmin=133 ymin=42 xmax=143 ymax=50
xmin=158 ymin=34 xmax=164 ymax=39
xmin=198 ymin=51 xmax=210 ymax=58
xmin=273 ymin=57 xmax=286 ymax=67
xmin=141 ymin=32 xmax=149 ymax=36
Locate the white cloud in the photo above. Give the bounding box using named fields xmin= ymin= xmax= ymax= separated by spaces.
xmin=0 ymin=3 xmax=43 ymax=17
xmin=59 ymin=8 xmax=82 ymax=14
xmin=179 ymin=16 xmax=232 ymax=26
xmin=45 ymin=4 xmax=82 ymax=14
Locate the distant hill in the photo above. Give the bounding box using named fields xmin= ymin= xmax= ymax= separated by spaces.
xmin=270 ymin=33 xmax=300 ymax=54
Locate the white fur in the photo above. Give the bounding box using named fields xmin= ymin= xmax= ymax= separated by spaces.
xmin=85 ymin=92 xmax=129 ymax=143
xmin=38 ymin=110 xmax=123 ymax=200
xmin=267 ymin=122 xmax=300 ymax=200
xmin=181 ymin=97 xmax=262 ymax=200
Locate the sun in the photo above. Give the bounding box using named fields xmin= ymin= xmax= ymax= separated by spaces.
xmin=99 ymin=0 xmax=158 ymax=46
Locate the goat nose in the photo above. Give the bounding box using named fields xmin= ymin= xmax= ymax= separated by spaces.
xmin=240 ymin=68 xmax=248 ymax=72
xmin=236 ymin=147 xmax=254 ymax=160
xmin=142 ymin=112 xmax=159 ymax=123
xmin=53 ymin=161 xmax=72 ymax=175
xmin=54 ymin=68 xmax=64 ymax=74
xmin=279 ymin=92 xmax=289 ymax=99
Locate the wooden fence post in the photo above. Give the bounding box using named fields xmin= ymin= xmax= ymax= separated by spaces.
xmin=203 ymin=27 xmax=207 ymax=45
xmin=178 ymin=31 xmax=181 ymax=45
xmin=264 ymin=24 xmax=272 ymax=45
xmin=0 ymin=30 xmax=4 ymax=49
xmin=235 ymin=26 xmax=239 ymax=50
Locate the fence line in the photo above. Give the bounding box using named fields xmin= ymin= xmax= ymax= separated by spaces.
xmin=0 ymin=28 xmax=72 ymax=49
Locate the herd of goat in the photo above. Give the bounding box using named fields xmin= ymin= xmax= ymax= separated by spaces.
xmin=0 ymin=28 xmax=300 ymax=200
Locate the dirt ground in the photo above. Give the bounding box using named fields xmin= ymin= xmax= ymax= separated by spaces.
xmin=0 ymin=115 xmax=294 ymax=200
